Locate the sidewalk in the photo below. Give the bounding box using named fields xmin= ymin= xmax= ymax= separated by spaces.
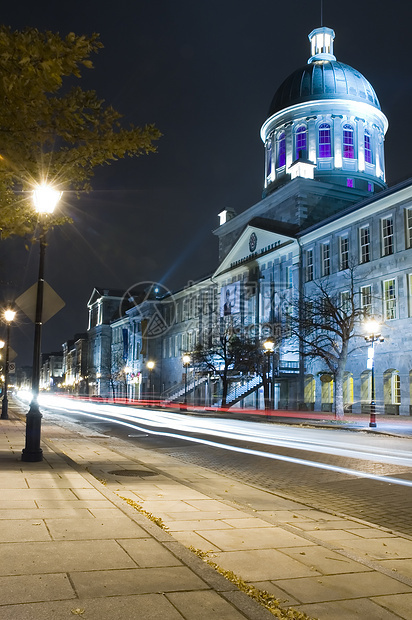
xmin=1 ymin=403 xmax=412 ymax=620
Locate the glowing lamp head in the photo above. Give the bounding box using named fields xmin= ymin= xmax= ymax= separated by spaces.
xmin=263 ymin=339 xmax=275 ymax=353
xmin=33 ymin=184 xmax=62 ymax=214
xmin=4 ymin=309 xmax=16 ymax=323
xmin=147 ymin=361 xmax=155 ymax=370
xmin=0 ymin=340 xmax=4 ymax=349
xmin=365 ymin=318 xmax=380 ymax=336
xmin=124 ymin=366 xmax=131 ymax=374
xmin=182 ymin=354 xmax=191 ymax=366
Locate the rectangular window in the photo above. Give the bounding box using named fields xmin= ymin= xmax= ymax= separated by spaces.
xmin=339 ymin=237 xmax=349 ymax=270
xmin=305 ymin=249 xmax=313 ymax=282
xmin=383 ymin=279 xmax=396 ymax=320
xmin=285 ymin=265 xmax=293 ymax=289
xmin=361 ymin=285 xmax=372 ymax=317
xmin=408 ymin=274 xmax=412 ymax=316
xmin=340 ymin=290 xmax=351 ymax=315
xmin=359 ymin=226 xmax=370 ymax=264
xmin=381 ymin=217 xmax=394 ymax=256
xmin=321 ymin=243 xmax=331 ymax=276
xmin=405 ymin=208 xmax=412 ymax=249
xmin=346 ymin=178 xmax=354 ymax=188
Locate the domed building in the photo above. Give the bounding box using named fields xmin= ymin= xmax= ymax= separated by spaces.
xmin=95 ymin=26 xmax=412 ymax=419
xmin=261 ymin=27 xmax=388 ymax=196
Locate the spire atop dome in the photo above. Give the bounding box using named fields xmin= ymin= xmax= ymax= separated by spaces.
xmin=308 ymin=26 xmax=336 ymax=63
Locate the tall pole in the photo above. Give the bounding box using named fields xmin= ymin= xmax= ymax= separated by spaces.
xmin=184 ymin=363 xmax=188 ymax=404
xmin=22 ymin=228 xmax=46 ymax=461
xmin=370 ymin=338 xmax=376 ymax=428
xmin=1 ymin=321 xmax=12 ymax=419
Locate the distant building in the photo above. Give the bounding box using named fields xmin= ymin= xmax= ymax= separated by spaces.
xmin=40 ymin=352 xmax=63 ymax=391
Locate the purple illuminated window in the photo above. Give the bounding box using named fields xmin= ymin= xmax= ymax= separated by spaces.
xmin=343 ymin=124 xmax=354 ymax=159
xmin=295 ymin=125 xmax=307 ymax=159
xmin=266 ymin=139 xmax=273 ymax=178
xmin=319 ymin=123 xmax=331 ymax=157
xmin=277 ymin=132 xmax=286 ymax=168
xmin=347 ymin=178 xmax=354 ymax=188
xmin=364 ymin=130 xmax=372 ymax=164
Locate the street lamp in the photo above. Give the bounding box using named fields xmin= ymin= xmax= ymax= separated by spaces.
xmin=22 ymin=183 xmax=62 ymax=462
xmin=364 ymin=318 xmax=384 ymax=428
xmin=263 ymin=339 xmax=275 ymax=412
xmin=1 ymin=309 xmax=16 ymax=420
xmin=146 ymin=361 xmax=155 ymax=400
xmin=182 ymin=354 xmax=191 ymax=405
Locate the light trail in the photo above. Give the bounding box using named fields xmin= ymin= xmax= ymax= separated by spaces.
xmin=17 ymin=392 xmax=412 ymax=489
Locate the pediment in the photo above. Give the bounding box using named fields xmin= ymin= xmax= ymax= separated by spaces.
xmin=214 ymin=224 xmax=295 ymax=277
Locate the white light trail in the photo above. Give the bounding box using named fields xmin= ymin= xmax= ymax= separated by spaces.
xmin=17 ymin=392 xmax=412 ymax=489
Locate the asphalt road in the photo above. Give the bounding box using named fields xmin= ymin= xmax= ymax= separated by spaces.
xmin=30 ymin=395 xmax=412 ymax=537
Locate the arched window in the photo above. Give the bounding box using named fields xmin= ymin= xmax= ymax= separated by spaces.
xmin=319 ymin=123 xmax=331 ymax=157
xmin=343 ymin=124 xmax=355 ymax=159
xmin=277 ymin=131 xmax=286 ymax=168
xmin=364 ymin=130 xmax=372 ymax=164
xmin=295 ymin=125 xmax=307 ymax=160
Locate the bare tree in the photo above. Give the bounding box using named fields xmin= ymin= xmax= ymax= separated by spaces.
xmin=294 ymin=267 xmax=366 ymax=419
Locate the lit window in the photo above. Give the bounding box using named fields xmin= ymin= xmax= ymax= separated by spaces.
xmin=359 ymin=226 xmax=370 ymax=263
xmin=277 ymin=131 xmax=286 ymax=168
xmin=321 ymin=243 xmax=330 ymax=276
xmin=295 ymin=125 xmax=307 ymax=160
xmin=306 ymin=249 xmax=314 ymax=282
xmin=319 ymin=123 xmax=331 ymax=157
xmin=364 ymin=130 xmax=372 ymax=164
xmin=347 ymin=178 xmax=354 ymax=188
xmin=360 ymin=285 xmax=372 ymax=317
xmin=368 ymin=182 xmax=373 ymax=192
xmin=285 ymin=265 xmax=293 ymax=289
xmin=339 ymin=237 xmax=349 ymax=270
xmin=405 ymin=207 xmax=412 ymax=248
xmin=383 ymin=279 xmax=396 ymax=320
xmin=381 ymin=217 xmax=394 ymax=256
xmin=343 ymin=124 xmax=355 ymax=159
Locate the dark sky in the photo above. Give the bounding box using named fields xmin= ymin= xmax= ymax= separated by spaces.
xmin=2 ymin=0 xmax=412 ymax=366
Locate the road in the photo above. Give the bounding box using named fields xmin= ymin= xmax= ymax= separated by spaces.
xmin=18 ymin=393 xmax=412 ymax=537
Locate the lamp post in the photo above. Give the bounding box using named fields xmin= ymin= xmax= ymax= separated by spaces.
xmin=182 ymin=354 xmax=191 ymax=405
xmin=22 ymin=184 xmax=62 ymax=462
xmin=1 ymin=309 xmax=16 ymax=420
xmin=147 ymin=361 xmax=155 ymax=401
xmin=263 ymin=339 xmax=275 ymax=412
xmin=364 ymin=318 xmax=384 ymax=428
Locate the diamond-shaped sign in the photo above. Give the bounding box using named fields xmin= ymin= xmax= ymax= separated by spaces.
xmin=15 ymin=282 xmax=65 ymax=324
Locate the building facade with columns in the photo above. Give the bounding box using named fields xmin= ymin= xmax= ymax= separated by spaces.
xmin=91 ymin=26 xmax=412 ymax=415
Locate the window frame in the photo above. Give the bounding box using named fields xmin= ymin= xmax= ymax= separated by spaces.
xmin=276 ymin=131 xmax=286 ymax=168
xmin=321 ymin=242 xmax=331 ymax=276
xmin=360 ymin=284 xmax=372 ymax=317
xmin=359 ymin=226 xmax=370 ymax=264
xmin=339 ymin=236 xmax=349 ymax=270
xmin=381 ymin=216 xmax=394 ymax=257
xmin=383 ymin=278 xmax=397 ymax=320
xmin=305 ymin=249 xmax=314 ymax=282
xmin=364 ymin=130 xmax=372 ymax=164
xmin=295 ymin=124 xmax=307 ymax=160
xmin=318 ymin=123 xmax=332 ymax=158
xmin=405 ymin=207 xmax=412 ymax=249
xmin=343 ymin=124 xmax=355 ymax=159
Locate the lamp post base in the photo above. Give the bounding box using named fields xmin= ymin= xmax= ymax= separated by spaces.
xmin=1 ymin=397 xmax=9 ymax=420
xmin=21 ymin=404 xmax=43 ymax=462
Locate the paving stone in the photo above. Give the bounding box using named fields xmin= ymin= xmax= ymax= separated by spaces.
xmin=140 ymin=500 xmax=200 ymax=512
xmin=0 ymin=488 xmax=78 ymax=500
xmin=297 ymin=597 xmax=402 ymax=619
xmin=0 ymin=540 xmax=137 ymax=575
xmin=0 ymin=573 xmax=75 ymax=606
xmin=0 ymin=519 xmax=51 ymax=542
xmin=378 ymin=558 xmax=412 ymax=580
xmin=213 ymin=549 xmax=321 ymax=581
xmin=118 ymin=538 xmax=183 ymax=567
xmin=0 ymin=594 xmax=185 ymax=620
xmin=163 ymin=510 xmax=248 ymax=521
xmin=340 ymin=536 xmax=412 ymax=560
xmin=196 ymin=527 xmax=315 ymax=551
xmin=305 ymin=529 xmax=365 ymax=542
xmin=166 ymin=590 xmax=247 ymax=619
xmin=371 ymin=593 xmax=412 ymax=619
xmin=26 ymin=478 xmax=95 ymax=489
xmin=275 ymin=571 xmax=412 ymax=604
xmin=222 ymin=518 xmax=274 ymax=528
xmin=296 ymin=519 xmax=370 ymax=531
xmin=170 ymin=530 xmax=222 ymax=553
xmin=167 ymin=519 xmax=234 ymax=532
xmin=36 ymin=499 xmax=114 ymax=509
xmin=280 ymin=545 xmax=374 ymax=575
xmin=45 ymin=516 xmax=147 ymax=540
xmin=70 ymin=566 xmax=210 ymax=598
xmin=251 ymin=581 xmax=301 ymax=606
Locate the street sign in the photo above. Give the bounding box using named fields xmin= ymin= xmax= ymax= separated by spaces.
xmin=8 ymin=362 xmax=15 ymax=374
xmin=15 ymin=281 xmax=65 ymax=324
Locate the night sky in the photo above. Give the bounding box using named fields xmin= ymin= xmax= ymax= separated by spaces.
xmin=2 ymin=0 xmax=412 ymax=366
